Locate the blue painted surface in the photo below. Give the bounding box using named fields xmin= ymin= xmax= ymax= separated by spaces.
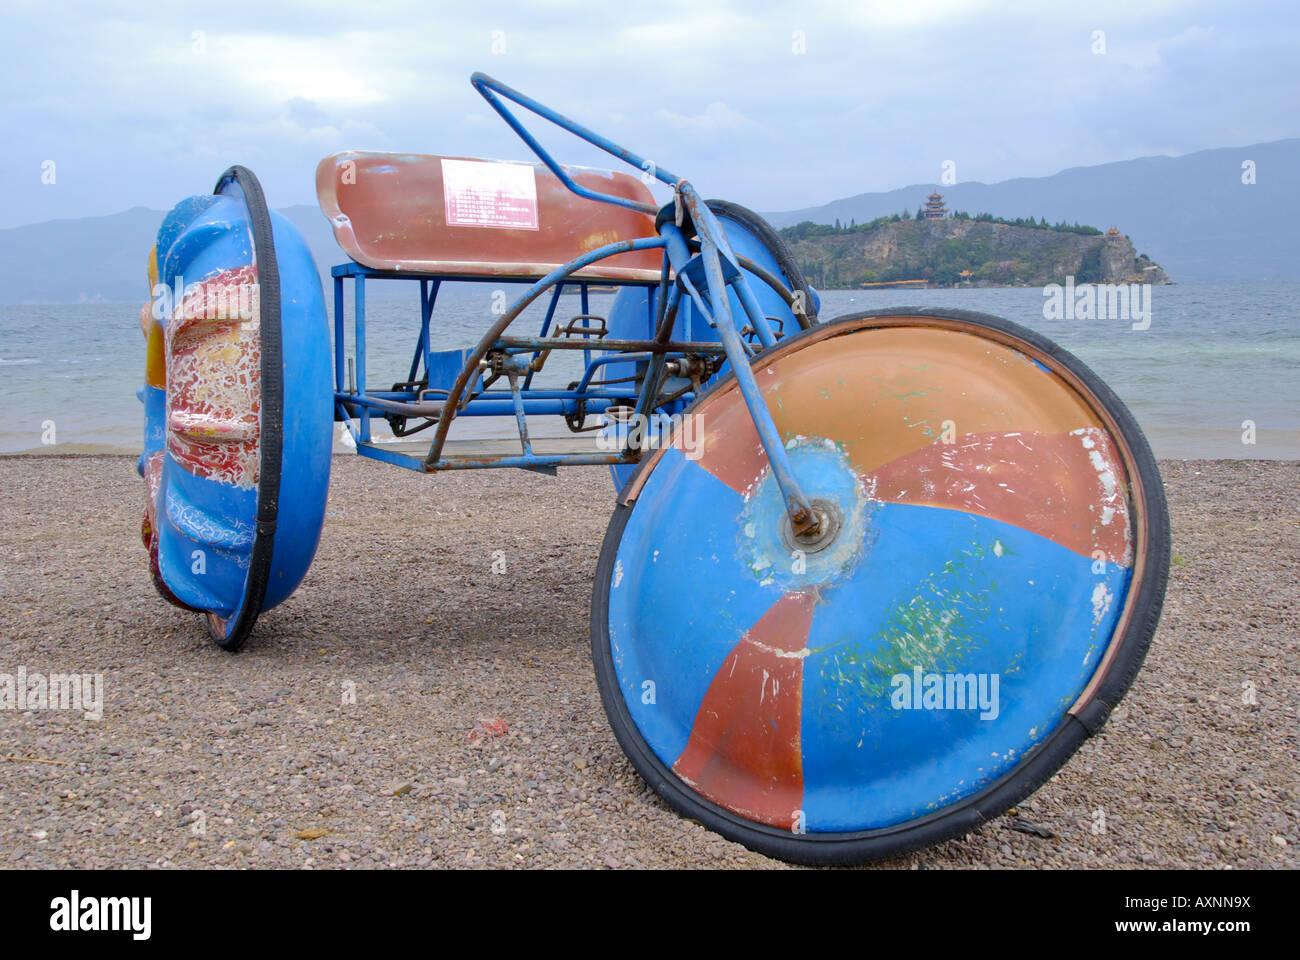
xmin=798 ymin=503 xmax=1130 ymax=831
xmin=137 ymin=384 xmax=165 ymax=474
xmin=263 ymin=209 xmax=333 ymax=610
xmin=604 ymin=210 xmax=810 ymax=489
xmin=608 ymin=447 xmax=783 ymax=764
xmin=607 ymin=447 xmax=1133 ymax=833
xmin=152 ymin=194 xmax=255 ymax=616
xmin=145 ymin=193 xmax=332 ymax=621
xmin=736 ymin=440 xmax=878 ymax=594
xmin=157 ymin=465 xmax=257 ymax=615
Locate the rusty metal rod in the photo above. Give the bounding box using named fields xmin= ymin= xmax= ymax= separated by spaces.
xmin=496 ymin=335 xmax=723 ymax=354
xmin=423 ymin=236 xmax=667 ymax=470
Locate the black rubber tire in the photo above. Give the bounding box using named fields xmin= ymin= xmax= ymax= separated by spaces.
xmin=654 ymin=198 xmax=817 ymax=324
xmin=702 ymin=199 xmax=817 ymax=324
xmin=590 ymin=307 xmax=1170 ymax=865
xmin=203 ymin=165 xmax=284 ymax=653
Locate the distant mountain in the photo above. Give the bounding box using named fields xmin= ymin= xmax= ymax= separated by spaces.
xmin=761 ymin=139 xmax=1300 ymax=283
xmin=2 ymin=138 xmax=1295 ymax=303
xmin=0 ymin=206 xmax=170 ymax=305
xmin=0 ymin=203 xmax=352 ymax=305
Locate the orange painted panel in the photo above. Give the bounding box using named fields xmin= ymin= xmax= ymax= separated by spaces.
xmin=863 ymin=429 xmax=1132 ymax=565
xmin=315 ymin=151 xmax=662 ymax=281
xmin=686 ymin=325 xmax=1107 ymax=494
xmin=673 ymin=592 xmax=813 ymax=829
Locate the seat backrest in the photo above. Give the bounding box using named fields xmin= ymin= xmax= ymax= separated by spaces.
xmin=316 ymin=152 xmax=662 ymax=282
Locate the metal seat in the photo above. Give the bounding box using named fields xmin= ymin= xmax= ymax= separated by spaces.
xmin=315 ymin=151 xmax=663 ymax=282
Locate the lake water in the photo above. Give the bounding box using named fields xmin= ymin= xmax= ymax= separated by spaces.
xmin=1 ymin=281 xmax=1296 ymax=459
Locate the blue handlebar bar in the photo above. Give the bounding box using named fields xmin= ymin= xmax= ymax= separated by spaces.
xmin=470 ymin=72 xmax=680 ymax=215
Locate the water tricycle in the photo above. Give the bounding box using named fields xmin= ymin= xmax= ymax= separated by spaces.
xmin=136 ymin=73 xmax=1169 ymax=864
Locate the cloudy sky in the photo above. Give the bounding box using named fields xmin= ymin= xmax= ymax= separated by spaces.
xmin=1 ymin=0 xmax=1296 ymax=228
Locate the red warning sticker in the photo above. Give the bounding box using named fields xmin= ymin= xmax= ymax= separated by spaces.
xmin=442 ymin=158 xmax=539 ymax=230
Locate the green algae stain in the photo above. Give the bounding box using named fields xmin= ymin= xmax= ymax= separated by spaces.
xmin=811 ymin=542 xmax=1002 ymax=739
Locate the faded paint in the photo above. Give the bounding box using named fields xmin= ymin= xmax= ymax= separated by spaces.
xmin=315 ymin=151 xmax=662 ymax=282
xmin=864 ymin=428 xmax=1132 ymax=565
xmin=673 ymin=592 xmax=813 ymax=828
xmin=165 ymin=264 xmax=261 ymax=489
xmin=611 ymin=314 xmax=1147 ymax=832
xmin=737 ymin=437 xmax=877 ymax=592
xmin=673 ymin=325 xmax=1110 ymax=498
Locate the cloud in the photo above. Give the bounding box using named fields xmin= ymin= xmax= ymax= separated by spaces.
xmin=286 ymin=98 xmax=331 ymax=130
xmin=0 ymin=0 xmax=1296 ymax=227
xmin=653 ymin=101 xmax=763 ymax=135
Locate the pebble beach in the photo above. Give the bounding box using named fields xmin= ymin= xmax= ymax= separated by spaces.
xmin=1 ymin=455 xmax=1296 ymax=869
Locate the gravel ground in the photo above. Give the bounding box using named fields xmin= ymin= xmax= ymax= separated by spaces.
xmin=0 ymin=455 xmax=1296 ymax=870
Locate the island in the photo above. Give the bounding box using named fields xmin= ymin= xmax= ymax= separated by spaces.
xmin=779 ymin=193 xmax=1171 ymax=288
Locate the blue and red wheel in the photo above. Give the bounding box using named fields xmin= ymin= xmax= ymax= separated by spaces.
xmin=138 ymin=166 xmax=333 ymax=650
xmin=591 ymin=308 xmax=1169 ymax=863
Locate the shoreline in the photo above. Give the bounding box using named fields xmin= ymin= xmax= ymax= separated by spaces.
xmin=820 ymin=279 xmax=1178 ymax=291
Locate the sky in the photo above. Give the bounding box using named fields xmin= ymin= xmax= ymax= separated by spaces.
xmin=1 ymin=0 xmax=1297 ymax=229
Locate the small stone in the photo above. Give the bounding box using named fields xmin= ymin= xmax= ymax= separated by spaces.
xmin=1005 ymin=817 xmax=1054 ymax=839
xmin=467 ymin=717 xmax=508 ymax=745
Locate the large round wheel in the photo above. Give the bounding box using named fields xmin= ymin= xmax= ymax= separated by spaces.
xmin=138 ymin=166 xmax=333 ymax=651
xmin=591 ymin=308 xmax=1169 ymax=864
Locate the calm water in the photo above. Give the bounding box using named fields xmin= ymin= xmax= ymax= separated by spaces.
xmin=2 ymin=282 xmax=1296 ymax=458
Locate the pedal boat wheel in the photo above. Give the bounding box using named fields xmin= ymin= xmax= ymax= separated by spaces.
xmin=138 ymin=166 xmax=332 ymax=651
xmin=591 ymin=308 xmax=1170 ymax=864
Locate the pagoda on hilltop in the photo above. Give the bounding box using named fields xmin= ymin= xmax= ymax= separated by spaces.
xmin=922 ymin=192 xmax=948 ymax=219
xmin=1105 ymin=226 xmax=1122 ymax=241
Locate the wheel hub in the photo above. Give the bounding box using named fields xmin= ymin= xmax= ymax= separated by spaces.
xmin=780 ymin=498 xmax=842 ymax=556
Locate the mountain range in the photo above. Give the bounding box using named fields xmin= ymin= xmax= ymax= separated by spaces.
xmin=1 ymin=138 xmax=1295 ymax=304
xmin=760 ymin=138 xmax=1299 ymax=283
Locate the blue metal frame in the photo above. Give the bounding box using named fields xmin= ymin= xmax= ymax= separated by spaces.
xmin=331 ymin=72 xmax=819 ymax=531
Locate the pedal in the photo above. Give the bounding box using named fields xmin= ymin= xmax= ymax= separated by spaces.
xmin=561 ymin=314 xmax=608 ymax=339
xmin=741 ymin=315 xmax=785 ymax=345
